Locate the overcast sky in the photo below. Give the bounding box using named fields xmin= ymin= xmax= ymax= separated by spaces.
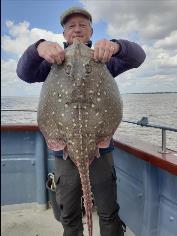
xmin=1 ymin=0 xmax=177 ymax=97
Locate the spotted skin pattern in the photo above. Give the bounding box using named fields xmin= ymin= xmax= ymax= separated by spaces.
xmin=37 ymin=39 xmax=123 ymax=236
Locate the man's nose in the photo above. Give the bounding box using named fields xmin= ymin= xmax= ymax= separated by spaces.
xmin=74 ymin=25 xmax=82 ymax=32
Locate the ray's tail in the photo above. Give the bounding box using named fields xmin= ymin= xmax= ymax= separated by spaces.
xmin=77 ymin=161 xmax=93 ymax=236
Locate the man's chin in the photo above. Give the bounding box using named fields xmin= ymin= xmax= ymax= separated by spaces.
xmin=72 ymin=37 xmax=85 ymax=43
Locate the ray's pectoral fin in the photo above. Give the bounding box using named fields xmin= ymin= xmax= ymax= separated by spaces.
xmin=63 ymin=146 xmax=69 ymax=160
xmin=95 ymin=147 xmax=100 ymax=159
xmin=89 ymin=148 xmax=100 ymax=165
xmin=97 ymin=138 xmax=111 ymax=148
xmin=46 ymin=139 xmax=66 ymax=151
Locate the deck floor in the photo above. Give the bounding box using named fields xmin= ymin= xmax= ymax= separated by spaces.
xmin=1 ymin=208 xmax=135 ymax=236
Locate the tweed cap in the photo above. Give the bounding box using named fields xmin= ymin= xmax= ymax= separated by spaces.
xmin=60 ymin=7 xmax=92 ymax=26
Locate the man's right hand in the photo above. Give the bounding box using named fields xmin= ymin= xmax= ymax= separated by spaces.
xmin=37 ymin=41 xmax=65 ymax=64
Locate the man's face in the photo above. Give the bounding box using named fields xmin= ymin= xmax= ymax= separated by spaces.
xmin=63 ymin=14 xmax=93 ymax=44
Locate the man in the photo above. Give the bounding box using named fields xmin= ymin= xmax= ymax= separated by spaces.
xmin=17 ymin=7 xmax=146 ymax=236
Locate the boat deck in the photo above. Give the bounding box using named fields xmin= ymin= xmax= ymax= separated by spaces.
xmin=1 ymin=207 xmax=135 ymax=236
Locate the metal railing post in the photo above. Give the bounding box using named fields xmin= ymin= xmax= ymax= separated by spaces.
xmin=159 ymin=129 xmax=170 ymax=154
xmin=162 ymin=129 xmax=166 ymax=153
xmin=159 ymin=129 xmax=167 ymax=153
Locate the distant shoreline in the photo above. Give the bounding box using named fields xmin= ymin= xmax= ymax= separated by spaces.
xmin=122 ymin=92 xmax=177 ymax=95
xmin=1 ymin=92 xmax=177 ymax=98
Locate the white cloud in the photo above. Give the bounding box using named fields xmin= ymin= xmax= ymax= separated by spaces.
xmin=1 ymin=20 xmax=66 ymax=96
xmin=1 ymin=59 xmax=18 ymax=85
xmin=115 ymin=42 xmax=177 ymax=93
xmin=2 ymin=20 xmax=65 ymax=57
xmin=6 ymin=20 xmax=30 ymax=36
xmin=117 ymin=73 xmax=177 ymax=94
xmin=1 ymin=59 xmax=42 ymax=97
xmin=81 ymin=0 xmax=177 ymax=41
xmin=154 ymin=31 xmax=177 ymax=50
xmin=80 ymin=0 xmax=177 ymax=93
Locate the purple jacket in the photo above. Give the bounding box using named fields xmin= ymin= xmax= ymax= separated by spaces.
xmin=16 ymin=39 xmax=146 ymax=156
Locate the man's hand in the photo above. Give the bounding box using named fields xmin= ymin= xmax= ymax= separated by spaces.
xmin=93 ymin=39 xmax=120 ymax=63
xmin=37 ymin=41 xmax=65 ymax=64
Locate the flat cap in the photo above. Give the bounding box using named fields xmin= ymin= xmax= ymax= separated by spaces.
xmin=60 ymin=7 xmax=92 ymax=26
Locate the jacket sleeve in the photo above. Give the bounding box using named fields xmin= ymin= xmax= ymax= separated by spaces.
xmin=107 ymin=39 xmax=146 ymax=78
xmin=16 ymin=42 xmax=52 ymax=83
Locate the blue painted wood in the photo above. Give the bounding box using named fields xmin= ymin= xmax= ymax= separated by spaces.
xmin=141 ymin=163 xmax=159 ymax=236
xmin=113 ymin=148 xmax=177 ymax=236
xmin=158 ymin=169 xmax=177 ymax=236
xmin=1 ymin=131 xmax=47 ymax=207
xmin=1 ymin=131 xmax=36 ymax=155
xmin=158 ymin=168 xmax=177 ymax=204
xmin=1 ymin=160 xmax=36 ymax=205
xmin=113 ymin=148 xmax=145 ymax=182
xmin=35 ymin=132 xmax=47 ymax=206
xmin=113 ymin=148 xmax=144 ymax=235
xmin=1 ymin=131 xmax=37 ymax=205
xmin=158 ymin=196 xmax=177 ymax=236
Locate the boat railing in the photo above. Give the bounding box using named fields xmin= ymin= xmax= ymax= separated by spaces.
xmin=2 ymin=110 xmax=177 ymax=154
xmin=122 ymin=116 xmax=177 ymax=154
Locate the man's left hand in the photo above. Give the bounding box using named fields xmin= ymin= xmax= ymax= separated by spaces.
xmin=93 ymin=39 xmax=120 ymax=63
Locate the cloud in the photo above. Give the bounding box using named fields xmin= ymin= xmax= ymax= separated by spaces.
xmin=117 ymin=73 xmax=177 ymax=94
xmin=2 ymin=20 xmax=65 ymax=57
xmin=1 ymin=20 xmax=66 ymax=96
xmin=80 ymin=0 xmax=177 ymax=93
xmin=114 ymin=42 xmax=177 ymax=93
xmin=154 ymin=31 xmax=177 ymax=50
xmin=1 ymin=59 xmax=43 ymax=97
xmin=119 ymin=39 xmax=176 ymax=83
xmin=1 ymin=59 xmax=18 ymax=85
xmin=81 ymin=0 xmax=177 ymax=41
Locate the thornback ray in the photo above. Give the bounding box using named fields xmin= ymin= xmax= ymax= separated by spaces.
xmin=37 ymin=39 xmax=123 ymax=236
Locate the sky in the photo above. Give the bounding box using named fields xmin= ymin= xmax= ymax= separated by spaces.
xmin=1 ymin=0 xmax=177 ymax=97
